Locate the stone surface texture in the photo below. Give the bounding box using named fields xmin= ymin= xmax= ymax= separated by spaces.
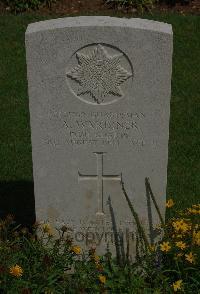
xmin=26 ymin=16 xmax=173 ymax=258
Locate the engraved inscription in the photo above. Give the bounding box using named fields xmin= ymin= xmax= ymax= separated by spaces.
xmin=62 ymin=112 xmax=145 ymax=147
xmin=78 ymin=152 xmax=122 ymax=215
xmin=45 ymin=111 xmax=145 ymax=148
xmin=67 ymin=44 xmax=133 ymax=105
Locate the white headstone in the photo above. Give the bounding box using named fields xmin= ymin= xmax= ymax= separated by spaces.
xmin=26 ymin=16 xmax=173 ymax=259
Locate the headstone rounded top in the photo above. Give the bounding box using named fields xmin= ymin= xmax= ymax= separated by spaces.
xmin=26 ymin=16 xmax=172 ymax=35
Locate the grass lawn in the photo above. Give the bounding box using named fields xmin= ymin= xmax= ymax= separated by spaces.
xmin=0 ymin=12 xmax=199 ymax=221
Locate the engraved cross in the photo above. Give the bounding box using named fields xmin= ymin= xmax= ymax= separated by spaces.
xmin=78 ymin=152 xmax=122 ymax=215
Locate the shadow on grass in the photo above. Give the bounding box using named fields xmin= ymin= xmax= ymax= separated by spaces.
xmin=0 ymin=181 xmax=35 ymax=226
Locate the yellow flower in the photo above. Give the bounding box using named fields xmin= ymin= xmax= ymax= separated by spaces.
xmin=93 ymin=254 xmax=100 ymax=263
xmin=99 ymin=275 xmax=106 ymax=284
xmin=192 ymin=204 xmax=200 ymax=209
xmin=172 ymin=280 xmax=182 ymax=292
xmin=71 ymin=245 xmax=81 ymax=255
xmin=172 ymin=219 xmax=191 ymax=233
xmin=185 ymin=252 xmax=195 ymax=264
xmin=9 ymin=264 xmax=23 ymax=277
xmin=166 ymin=199 xmax=174 ymax=208
xmin=187 ymin=208 xmax=200 ymax=215
xmin=42 ymin=223 xmax=53 ymax=236
xmin=149 ymin=245 xmax=156 ymax=252
xmin=172 ymin=221 xmax=181 ymax=231
xmin=180 ymin=221 xmax=191 ymax=233
xmin=193 ymin=231 xmax=200 ymax=246
xmin=175 ymin=241 xmax=187 ymax=250
xmin=160 ymin=241 xmax=171 ymax=252
xmin=42 ymin=223 xmax=54 ymax=236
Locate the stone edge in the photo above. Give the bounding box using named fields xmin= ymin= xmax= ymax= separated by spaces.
xmin=26 ymin=16 xmax=173 ymax=36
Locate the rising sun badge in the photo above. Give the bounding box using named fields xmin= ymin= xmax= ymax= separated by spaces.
xmin=67 ymin=44 xmax=132 ymax=104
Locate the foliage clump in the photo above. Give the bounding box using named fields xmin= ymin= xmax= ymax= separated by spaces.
xmin=0 ymin=200 xmax=199 ymax=293
xmin=2 ymin=0 xmax=56 ymax=13
xmin=104 ymin=0 xmax=157 ymax=13
xmin=104 ymin=0 xmax=193 ymax=12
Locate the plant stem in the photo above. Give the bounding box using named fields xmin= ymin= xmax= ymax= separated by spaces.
xmin=145 ymin=178 xmax=165 ymax=227
xmin=120 ymin=177 xmax=150 ymax=250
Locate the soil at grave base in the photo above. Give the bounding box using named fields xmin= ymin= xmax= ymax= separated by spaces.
xmin=0 ymin=0 xmax=200 ymax=15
